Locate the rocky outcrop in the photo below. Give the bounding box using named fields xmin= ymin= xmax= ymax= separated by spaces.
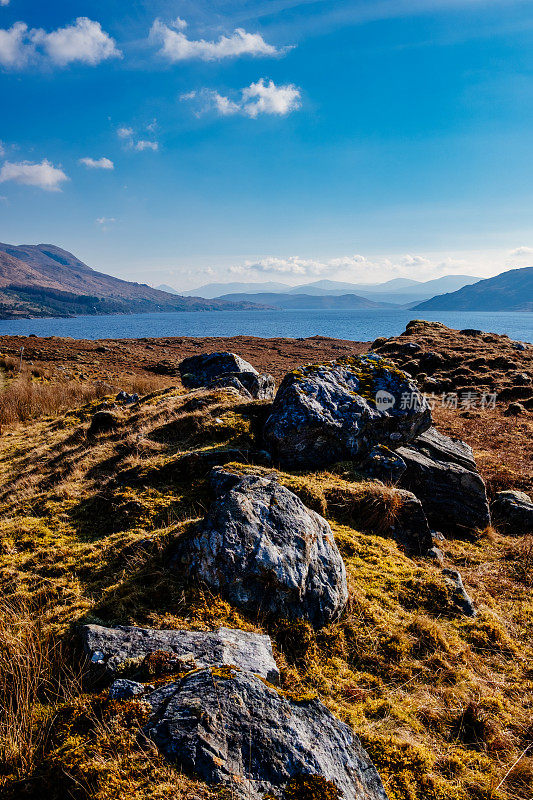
xmin=173 ymin=474 xmax=348 ymax=629
xmin=397 ymin=439 xmax=490 ymax=535
xmin=263 ymin=354 xmax=432 ymax=469
xmin=491 ymin=490 xmax=533 ymax=534
xmin=80 ymin=624 xmax=279 ymax=684
xmin=144 ymin=666 xmax=389 ymax=800
xmin=179 ymin=352 xmax=275 ymax=399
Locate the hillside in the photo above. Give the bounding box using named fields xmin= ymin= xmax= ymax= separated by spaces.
xmin=0 ymin=323 xmax=531 ymax=800
xmin=0 ymin=244 xmax=266 ymax=318
xmin=216 ymin=291 xmax=393 ymax=309
xmin=414 ymin=267 xmax=533 ymax=311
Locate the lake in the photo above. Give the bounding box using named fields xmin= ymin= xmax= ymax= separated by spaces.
xmin=0 ymin=309 xmax=530 ymax=343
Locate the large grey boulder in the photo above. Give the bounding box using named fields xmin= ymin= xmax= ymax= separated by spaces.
xmin=80 ymin=624 xmax=279 ymax=684
xmin=144 ymin=667 xmax=389 ymax=800
xmin=173 ymin=474 xmax=348 ymax=629
xmin=491 ymin=490 xmax=533 ymax=534
xmin=179 ymin=352 xmax=275 ymax=399
xmin=397 ymin=434 xmax=490 ymax=535
xmin=263 ymin=354 xmax=431 ymax=469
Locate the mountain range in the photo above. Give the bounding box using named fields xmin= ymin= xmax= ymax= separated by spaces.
xmin=171 ymin=274 xmax=481 ymax=306
xmin=0 ymin=244 xmax=265 ymax=319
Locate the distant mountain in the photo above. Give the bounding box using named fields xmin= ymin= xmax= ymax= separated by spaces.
xmin=156 ymin=283 xmax=181 ymax=295
xmin=181 ymin=280 xmax=290 ymax=298
xmin=413 ymin=267 xmax=533 ymax=311
xmin=184 ymin=274 xmax=480 ymax=305
xmin=216 ymin=292 xmax=394 ymax=310
xmin=0 ymin=244 xmax=267 ymax=319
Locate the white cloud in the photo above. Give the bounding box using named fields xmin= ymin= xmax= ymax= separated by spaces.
xmin=32 ymin=17 xmax=121 ymax=66
xmin=0 ymin=159 xmax=68 ymax=191
xmin=150 ymin=19 xmax=284 ymax=62
xmin=133 ymin=140 xmax=158 ymax=151
xmin=0 ymin=22 xmax=33 ymax=68
xmin=0 ymin=18 xmax=120 ymax=69
xmin=0 ymin=1 xmax=10 ymax=6
xmin=509 ymin=246 xmax=533 ymax=257
xmin=400 ymin=254 xmax=432 ymax=268
xmin=182 ymin=79 xmax=301 ymax=118
xmin=242 ymin=79 xmax=301 ymax=117
xmin=96 ymin=217 xmax=115 ymax=225
xmin=0 ymin=141 xmax=4 ymax=157
xmin=79 ymin=156 xmax=114 ymax=170
xmin=117 ymin=127 xmax=133 ymax=138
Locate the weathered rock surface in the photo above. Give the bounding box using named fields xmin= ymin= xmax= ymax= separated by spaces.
xmin=109 ymin=678 xmax=148 ymax=700
xmin=144 ymin=667 xmax=389 ymax=800
xmin=263 ymin=354 xmax=431 ymax=469
xmin=359 ymin=444 xmax=407 ymax=483
xmin=413 ymin=427 xmax=478 ymax=472
xmin=173 ymin=474 xmax=348 ymax=628
xmin=442 ymin=569 xmax=476 ymax=617
xmin=80 ymin=625 xmax=279 ymax=684
xmin=396 ymin=442 xmax=490 ymax=535
xmin=179 ymin=352 xmax=275 ymax=399
xmin=491 ymin=490 xmax=533 ymax=534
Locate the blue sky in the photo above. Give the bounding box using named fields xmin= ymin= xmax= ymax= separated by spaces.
xmin=1 ymin=0 xmax=533 ymax=289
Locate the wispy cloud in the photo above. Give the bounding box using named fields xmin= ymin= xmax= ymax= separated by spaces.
xmin=133 ymin=140 xmax=158 ymax=151
xmin=150 ymin=18 xmax=287 ymax=62
xmin=0 ymin=17 xmax=121 ymax=69
xmin=96 ymin=217 xmax=116 ymax=225
xmin=79 ymin=156 xmax=114 ymax=170
xmin=117 ymin=126 xmax=159 ymax=152
xmin=182 ymin=79 xmax=301 ymax=118
xmin=0 ymin=159 xmax=69 ymax=191
xmin=0 ymin=1 xmax=10 ymax=7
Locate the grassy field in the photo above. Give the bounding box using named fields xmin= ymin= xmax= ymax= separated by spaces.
xmin=0 ymin=372 xmax=531 ymax=800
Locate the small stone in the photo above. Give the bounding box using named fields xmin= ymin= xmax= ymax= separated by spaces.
xmin=491 ymin=490 xmax=533 ymax=534
xmin=442 ymin=569 xmax=476 ymax=617
xmin=109 ymin=678 xmax=147 ymax=700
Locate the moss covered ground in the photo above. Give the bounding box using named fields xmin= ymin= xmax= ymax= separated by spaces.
xmin=0 ymin=383 xmax=532 ymax=800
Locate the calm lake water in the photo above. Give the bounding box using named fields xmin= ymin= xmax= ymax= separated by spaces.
xmin=0 ymin=309 xmax=530 ymax=343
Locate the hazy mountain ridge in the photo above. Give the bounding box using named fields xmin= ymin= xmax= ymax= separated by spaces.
xmin=178 ymin=274 xmax=480 ymax=304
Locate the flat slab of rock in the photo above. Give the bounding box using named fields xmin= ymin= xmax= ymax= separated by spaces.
xmin=263 ymin=354 xmax=431 ymax=469
xmin=179 ymin=352 xmax=275 ymax=399
xmin=491 ymin=490 xmax=533 ymax=534
xmin=173 ymin=474 xmax=348 ymax=629
xmin=144 ymin=667 xmax=389 ymax=800
xmin=414 ymin=427 xmax=477 ymax=472
xmin=397 ymin=443 xmax=490 ymax=535
xmin=80 ymin=625 xmax=279 ymax=684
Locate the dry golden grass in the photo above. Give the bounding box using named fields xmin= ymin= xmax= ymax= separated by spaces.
xmin=0 ymin=385 xmax=531 ymax=800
